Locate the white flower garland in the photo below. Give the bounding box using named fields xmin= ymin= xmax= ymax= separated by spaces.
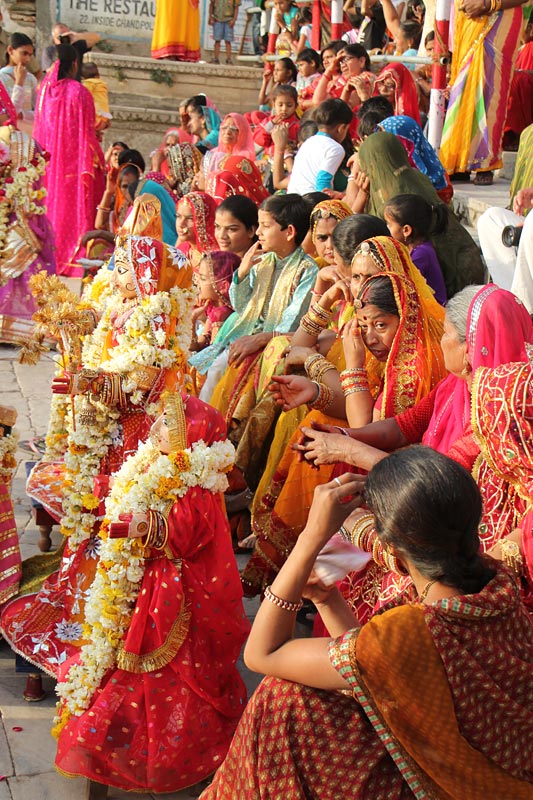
xmin=0 ymin=431 xmax=18 ymax=479
xmin=82 ymin=286 xmax=195 ymax=406
xmin=0 ymin=144 xmax=47 ymax=256
xmin=60 ymin=397 xmax=120 ymax=547
xmin=54 ymin=434 xmax=235 ymax=725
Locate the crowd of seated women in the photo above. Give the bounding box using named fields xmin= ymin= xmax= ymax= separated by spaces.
xmin=2 ymin=21 xmax=533 ymax=799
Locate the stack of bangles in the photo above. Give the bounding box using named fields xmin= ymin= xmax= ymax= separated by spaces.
xmin=488 ymin=0 xmax=502 ymax=11
xmin=99 ymin=373 xmax=127 ymax=409
xmin=264 ymin=585 xmax=303 ymax=612
xmin=143 ymin=509 xmax=169 ymax=550
xmin=300 ymin=302 xmax=332 ymax=337
xmin=340 ymin=512 xmax=404 ymax=575
xmin=73 ymin=369 xmax=128 ymax=408
xmin=304 ymin=352 xmax=337 ymax=383
xmin=340 ymin=367 xmax=369 ymax=396
xmin=308 ymin=380 xmax=334 ymax=412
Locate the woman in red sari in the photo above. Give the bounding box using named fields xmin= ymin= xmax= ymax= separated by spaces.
xmin=54 ymin=394 xmax=249 ymax=794
xmin=472 ymin=359 xmax=533 ymax=610
xmin=176 ymin=190 xmax=218 ymax=268
xmin=374 ymin=62 xmax=421 ymax=124
xmin=33 ymin=45 xmax=104 ymax=276
xmin=201 ymin=449 xmax=533 ymax=799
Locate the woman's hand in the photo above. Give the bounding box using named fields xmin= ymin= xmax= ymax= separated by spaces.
xmin=284 ymin=345 xmax=317 ymax=372
xmin=302 ymin=569 xmax=338 ymax=605
xmin=269 ymin=374 xmax=318 ymax=410
xmin=320 ymin=278 xmax=352 ymax=309
xmin=228 ymin=333 xmax=266 ymax=366
xmin=300 ymin=472 xmax=365 ymax=550
xmin=348 ymin=73 xmax=375 ymax=101
xmin=105 ymin=166 xmax=118 ymax=193
xmin=151 ymin=148 xmax=166 ymax=172
xmin=487 ymin=527 xmax=523 ymax=559
xmin=513 ymin=187 xmax=533 ymax=216
xmin=314 ymin=264 xmax=349 ymax=296
xmin=342 ymin=316 xmax=366 ymax=369
xmin=14 ymin=63 xmax=27 ymax=87
xmin=355 ymin=170 xmax=370 ymax=195
xmin=460 ymin=0 xmax=488 ymax=18
xmin=293 ymin=426 xmax=351 ymax=466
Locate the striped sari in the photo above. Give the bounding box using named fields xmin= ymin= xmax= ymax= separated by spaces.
xmin=440 ymin=3 xmax=525 ymax=174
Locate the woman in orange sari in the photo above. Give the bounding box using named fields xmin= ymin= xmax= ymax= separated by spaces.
xmin=242 ymin=236 xmax=446 ymax=595
xmin=201 ymin=448 xmax=533 ymax=800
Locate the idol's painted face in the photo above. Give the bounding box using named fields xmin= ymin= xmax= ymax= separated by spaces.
xmin=150 ymin=413 xmax=170 ymax=454
xmin=112 ymin=252 xmax=137 ymax=298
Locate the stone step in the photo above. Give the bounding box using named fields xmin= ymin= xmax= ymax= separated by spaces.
xmin=452 ymin=176 xmax=512 ymax=231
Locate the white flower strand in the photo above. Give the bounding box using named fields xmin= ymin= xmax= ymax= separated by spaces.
xmin=55 ymin=435 xmax=235 ymax=721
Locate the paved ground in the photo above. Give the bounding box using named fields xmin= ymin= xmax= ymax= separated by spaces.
xmin=0 ymin=341 xmax=262 ymax=800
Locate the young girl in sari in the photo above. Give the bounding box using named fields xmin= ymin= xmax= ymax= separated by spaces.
xmin=33 ymin=44 xmax=104 ymax=276
xmin=348 ymin=131 xmax=485 ymax=298
xmin=175 ymin=190 xmax=218 ymax=268
xmin=190 ymin=250 xmax=240 ymax=353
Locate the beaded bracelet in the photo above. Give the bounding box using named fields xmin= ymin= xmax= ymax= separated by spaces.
xmin=264 ymin=585 xmax=303 ymax=612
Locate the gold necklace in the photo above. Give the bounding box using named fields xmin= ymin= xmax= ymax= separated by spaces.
xmin=418 ymin=578 xmax=439 ymax=604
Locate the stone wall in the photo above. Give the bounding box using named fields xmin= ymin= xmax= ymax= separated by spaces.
xmin=88 ymin=53 xmax=263 ymax=155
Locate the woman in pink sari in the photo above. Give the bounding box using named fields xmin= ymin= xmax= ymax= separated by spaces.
xmin=0 ymin=81 xmax=17 ymax=127
xmin=203 ymin=113 xmax=256 ymax=173
xmin=34 ymin=44 xmax=104 ymax=277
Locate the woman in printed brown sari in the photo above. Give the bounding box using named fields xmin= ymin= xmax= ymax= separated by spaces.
xmin=201 ymin=448 xmax=533 ymax=800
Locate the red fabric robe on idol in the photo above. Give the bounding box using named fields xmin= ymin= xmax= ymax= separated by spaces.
xmin=55 ymin=398 xmax=250 ymax=793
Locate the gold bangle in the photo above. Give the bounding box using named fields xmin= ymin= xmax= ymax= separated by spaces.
xmin=264 ymin=585 xmax=303 ymax=612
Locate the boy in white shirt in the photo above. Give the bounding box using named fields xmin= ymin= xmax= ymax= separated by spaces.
xmin=287 ymin=98 xmax=352 ymax=195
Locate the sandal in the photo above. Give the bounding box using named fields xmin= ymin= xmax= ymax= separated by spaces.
xmin=238 ymin=533 xmax=257 ymax=550
xmin=19 ymin=436 xmax=46 ymax=456
xmin=472 ymin=170 xmax=494 ymax=186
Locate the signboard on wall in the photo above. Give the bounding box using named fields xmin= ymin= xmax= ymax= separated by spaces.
xmin=57 ymin=0 xmax=156 ymax=40
xmin=57 ymin=0 xmax=254 ymax=51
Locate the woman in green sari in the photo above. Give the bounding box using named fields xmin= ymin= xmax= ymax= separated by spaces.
xmin=348 ymin=131 xmax=485 ymax=298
